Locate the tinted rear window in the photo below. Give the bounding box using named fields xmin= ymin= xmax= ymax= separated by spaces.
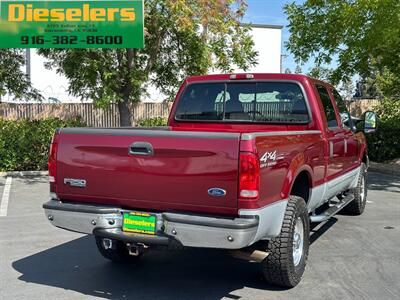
xmin=175 ymin=82 xmax=309 ymax=123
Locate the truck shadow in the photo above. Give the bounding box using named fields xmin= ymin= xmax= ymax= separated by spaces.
xmin=12 ymin=217 xmax=337 ymax=300
xmin=310 ymin=217 xmax=337 ymax=245
xmin=12 ymin=235 xmax=288 ymax=299
xmin=12 ymin=216 xmax=338 ymax=299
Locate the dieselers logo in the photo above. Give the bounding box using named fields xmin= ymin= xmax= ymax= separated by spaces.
xmin=7 ymin=3 xmax=136 ymax=22
xmin=0 ymin=0 xmax=144 ymax=48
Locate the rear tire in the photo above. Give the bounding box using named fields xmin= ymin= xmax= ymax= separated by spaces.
xmin=261 ymin=196 xmax=310 ymax=288
xmin=343 ymin=163 xmax=367 ymax=215
xmin=95 ymin=236 xmax=141 ymax=263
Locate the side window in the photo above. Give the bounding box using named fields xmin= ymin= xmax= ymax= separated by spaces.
xmin=316 ymin=85 xmax=338 ymax=128
xmin=332 ymin=89 xmax=352 ymax=130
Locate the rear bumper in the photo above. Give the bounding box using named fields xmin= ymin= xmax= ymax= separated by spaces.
xmin=43 ymin=200 xmax=259 ymax=249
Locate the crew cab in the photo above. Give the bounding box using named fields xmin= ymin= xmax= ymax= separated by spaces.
xmin=43 ymin=74 xmax=377 ymax=287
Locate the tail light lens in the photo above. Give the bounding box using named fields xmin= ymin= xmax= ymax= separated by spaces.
xmin=48 ymin=129 xmax=60 ymax=192
xmin=230 ymin=74 xmax=254 ymax=80
xmin=239 ymin=152 xmax=260 ymax=199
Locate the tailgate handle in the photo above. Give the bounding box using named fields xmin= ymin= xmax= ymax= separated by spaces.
xmin=129 ymin=142 xmax=154 ymax=156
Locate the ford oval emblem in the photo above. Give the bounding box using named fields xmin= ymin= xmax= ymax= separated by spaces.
xmin=208 ymin=188 xmax=227 ymax=197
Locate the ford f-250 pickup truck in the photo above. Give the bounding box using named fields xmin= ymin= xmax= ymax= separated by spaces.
xmin=43 ymin=74 xmax=377 ymax=288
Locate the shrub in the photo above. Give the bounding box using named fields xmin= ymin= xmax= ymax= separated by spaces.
xmin=366 ymin=98 xmax=400 ymax=163
xmin=137 ymin=117 xmax=168 ymax=127
xmin=0 ymin=118 xmax=85 ymax=172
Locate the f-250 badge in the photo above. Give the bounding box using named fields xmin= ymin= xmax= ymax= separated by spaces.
xmin=260 ymin=150 xmax=278 ymax=168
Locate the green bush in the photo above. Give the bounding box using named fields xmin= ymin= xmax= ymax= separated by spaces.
xmin=137 ymin=117 xmax=168 ymax=127
xmin=0 ymin=118 xmax=85 ymax=172
xmin=366 ymin=98 xmax=400 ymax=163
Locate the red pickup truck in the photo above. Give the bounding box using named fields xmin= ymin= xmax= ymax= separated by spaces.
xmin=43 ymin=73 xmax=377 ymax=287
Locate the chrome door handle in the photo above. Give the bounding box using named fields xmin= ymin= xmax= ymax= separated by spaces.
xmin=329 ymin=141 xmax=334 ymax=158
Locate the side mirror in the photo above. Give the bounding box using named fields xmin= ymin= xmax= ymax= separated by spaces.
xmin=364 ymin=111 xmax=377 ymax=133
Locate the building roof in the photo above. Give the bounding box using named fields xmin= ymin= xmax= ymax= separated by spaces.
xmin=242 ymin=23 xmax=284 ymax=30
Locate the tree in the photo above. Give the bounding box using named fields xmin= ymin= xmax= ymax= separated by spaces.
xmin=0 ymin=49 xmax=42 ymax=103
xmin=355 ymin=75 xmax=381 ymax=99
xmin=338 ymin=79 xmax=355 ymax=100
xmin=307 ymin=66 xmax=333 ymax=82
xmin=285 ymin=0 xmax=400 ymax=85
xmin=39 ymin=0 xmax=257 ymax=126
xmin=307 ymin=65 xmax=355 ymax=99
xmin=376 ymin=68 xmax=400 ymax=99
xmin=294 ymin=65 xmax=302 ymax=74
xmin=284 ymin=68 xmax=292 ymax=74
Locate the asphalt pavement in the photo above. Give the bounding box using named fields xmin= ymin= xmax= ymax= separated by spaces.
xmin=0 ymin=172 xmax=399 ymax=300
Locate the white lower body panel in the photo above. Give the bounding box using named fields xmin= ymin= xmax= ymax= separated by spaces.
xmin=308 ymin=166 xmax=361 ymax=212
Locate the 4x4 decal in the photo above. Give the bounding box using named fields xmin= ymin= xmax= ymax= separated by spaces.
xmin=260 ymin=150 xmax=278 ymax=168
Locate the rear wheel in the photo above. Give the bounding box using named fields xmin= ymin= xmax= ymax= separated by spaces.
xmin=261 ymin=196 xmax=310 ymax=288
xmin=343 ymin=163 xmax=367 ymax=215
xmin=95 ymin=236 xmax=141 ymax=263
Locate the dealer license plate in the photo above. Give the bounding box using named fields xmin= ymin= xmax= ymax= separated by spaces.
xmin=122 ymin=212 xmax=156 ymax=235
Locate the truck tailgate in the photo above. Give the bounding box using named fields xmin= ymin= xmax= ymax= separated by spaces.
xmin=56 ymin=128 xmax=241 ymax=215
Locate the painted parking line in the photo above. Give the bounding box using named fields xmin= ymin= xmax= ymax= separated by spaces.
xmin=0 ymin=177 xmax=12 ymax=217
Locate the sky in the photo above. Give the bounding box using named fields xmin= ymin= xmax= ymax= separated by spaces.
xmin=243 ymin=0 xmax=309 ymax=73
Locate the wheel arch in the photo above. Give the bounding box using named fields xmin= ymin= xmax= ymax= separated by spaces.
xmin=290 ymin=170 xmax=312 ymax=205
xmin=362 ymin=151 xmax=369 ymax=168
xmin=357 ymin=134 xmax=369 ymax=167
xmin=281 ymin=161 xmax=313 ymax=204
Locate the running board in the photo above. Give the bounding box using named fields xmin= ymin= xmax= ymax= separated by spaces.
xmin=310 ymin=194 xmax=355 ymax=223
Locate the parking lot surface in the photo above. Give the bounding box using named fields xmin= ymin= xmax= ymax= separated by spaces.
xmin=0 ymin=172 xmax=399 ymax=300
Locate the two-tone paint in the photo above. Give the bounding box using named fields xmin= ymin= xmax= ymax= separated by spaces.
xmin=52 ymin=74 xmax=367 ymax=242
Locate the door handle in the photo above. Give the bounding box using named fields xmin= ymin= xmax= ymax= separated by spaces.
xmin=129 ymin=142 xmax=154 ymax=156
xmin=329 ymin=141 xmax=334 ymax=158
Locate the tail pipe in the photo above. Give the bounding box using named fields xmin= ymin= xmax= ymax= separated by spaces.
xmin=230 ymin=249 xmax=269 ymax=262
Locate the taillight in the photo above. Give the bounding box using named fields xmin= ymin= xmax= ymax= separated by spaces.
xmin=239 ymin=152 xmax=260 ymax=199
xmin=230 ymin=74 xmax=254 ymax=80
xmin=48 ymin=129 xmax=60 ymax=192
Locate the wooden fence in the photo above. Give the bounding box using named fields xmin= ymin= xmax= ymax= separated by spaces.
xmin=346 ymin=99 xmax=380 ymax=117
xmin=0 ymin=102 xmax=173 ymax=127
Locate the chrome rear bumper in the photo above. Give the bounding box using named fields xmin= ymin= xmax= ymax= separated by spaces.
xmin=43 ymin=200 xmax=259 ymax=249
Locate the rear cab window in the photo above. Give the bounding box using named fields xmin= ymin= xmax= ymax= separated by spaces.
xmin=175 ymin=82 xmax=310 ymax=124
